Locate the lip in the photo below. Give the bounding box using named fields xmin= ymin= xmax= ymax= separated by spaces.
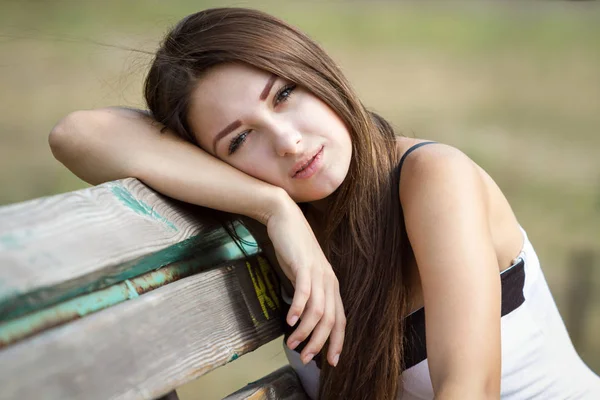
xmin=291 ymin=146 xmax=324 ymax=179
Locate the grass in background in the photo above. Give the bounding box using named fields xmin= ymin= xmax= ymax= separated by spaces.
xmin=1 ymin=1 xmax=599 ymax=398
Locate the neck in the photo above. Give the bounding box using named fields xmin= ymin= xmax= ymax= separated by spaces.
xmin=308 ymin=197 xmax=328 ymax=215
xmin=303 ymin=199 xmax=328 ymax=246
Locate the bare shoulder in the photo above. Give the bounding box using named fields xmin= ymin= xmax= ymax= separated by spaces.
xmin=395 ymin=137 xmax=524 ymax=272
xmin=395 ymin=138 xmax=482 ymax=201
xmin=396 ymin=137 xmax=492 ymax=257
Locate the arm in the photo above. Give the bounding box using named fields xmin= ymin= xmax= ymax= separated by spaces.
xmin=48 ymin=107 xmax=346 ymax=368
xmin=48 ymin=107 xmax=284 ymax=224
xmin=400 ymin=144 xmax=501 ymax=399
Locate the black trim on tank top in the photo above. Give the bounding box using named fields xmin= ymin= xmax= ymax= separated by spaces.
xmin=402 ymin=257 xmax=526 ymax=370
xmin=282 ymin=257 xmax=526 ymax=371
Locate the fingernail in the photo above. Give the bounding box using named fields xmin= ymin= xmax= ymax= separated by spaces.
xmin=288 ymin=315 xmax=299 ymax=326
xmin=289 ymin=340 xmax=300 ymax=350
xmin=333 ymin=354 xmax=340 ymax=366
xmin=304 ymin=353 xmax=314 ymax=364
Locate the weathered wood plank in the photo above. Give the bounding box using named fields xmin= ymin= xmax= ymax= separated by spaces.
xmin=0 ymin=257 xmax=285 ymax=400
xmin=0 ymin=253 xmax=271 ymax=347
xmin=224 ymin=366 xmax=309 ymax=400
xmin=0 ymin=178 xmax=257 ymax=320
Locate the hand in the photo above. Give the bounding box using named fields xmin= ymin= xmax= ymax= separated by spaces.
xmin=266 ymin=199 xmax=346 ymax=367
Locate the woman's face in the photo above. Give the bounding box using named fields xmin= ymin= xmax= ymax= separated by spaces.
xmin=187 ymin=63 xmax=352 ymax=203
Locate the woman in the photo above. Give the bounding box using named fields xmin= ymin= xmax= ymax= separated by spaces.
xmin=49 ymin=7 xmax=599 ymax=400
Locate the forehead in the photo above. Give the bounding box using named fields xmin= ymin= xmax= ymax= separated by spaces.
xmin=187 ymin=63 xmax=271 ymax=149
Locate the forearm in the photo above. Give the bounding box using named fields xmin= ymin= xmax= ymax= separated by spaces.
xmin=49 ymin=107 xmax=290 ymax=224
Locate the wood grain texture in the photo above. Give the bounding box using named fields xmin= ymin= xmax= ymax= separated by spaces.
xmin=0 ymin=178 xmax=258 ymax=320
xmin=0 ymin=259 xmax=285 ymax=400
xmin=0 ymin=254 xmax=273 ymax=347
xmin=223 ymin=366 xmax=309 ymax=400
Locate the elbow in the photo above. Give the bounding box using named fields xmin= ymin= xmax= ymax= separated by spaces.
xmin=48 ymin=110 xmax=94 ymax=162
xmin=48 ymin=113 xmax=69 ymax=161
xmin=48 ymin=110 xmax=115 ymax=185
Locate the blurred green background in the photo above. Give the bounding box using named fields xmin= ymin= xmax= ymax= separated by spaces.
xmin=1 ymin=0 xmax=599 ymax=398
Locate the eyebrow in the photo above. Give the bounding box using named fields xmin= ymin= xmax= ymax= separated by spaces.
xmin=211 ymin=74 xmax=278 ymax=154
xmin=259 ymin=74 xmax=277 ymax=100
xmin=212 ymin=120 xmax=242 ymax=154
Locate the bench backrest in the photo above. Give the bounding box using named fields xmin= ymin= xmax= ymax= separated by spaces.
xmin=0 ymin=178 xmax=306 ymax=399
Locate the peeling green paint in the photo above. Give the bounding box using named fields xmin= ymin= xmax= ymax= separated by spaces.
xmin=0 ymin=261 xmax=192 ymax=346
xmin=1 ymin=250 xmax=260 ymax=346
xmin=0 ymin=224 xmax=259 ymax=322
xmin=110 ymin=184 xmax=177 ymax=232
xmin=124 ymin=280 xmax=139 ymax=298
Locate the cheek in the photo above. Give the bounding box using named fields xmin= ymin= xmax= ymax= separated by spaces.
xmin=300 ymin=99 xmax=349 ymax=142
xmin=230 ymin=153 xmax=278 ymax=185
xmin=239 ymin=162 xmax=263 ymax=180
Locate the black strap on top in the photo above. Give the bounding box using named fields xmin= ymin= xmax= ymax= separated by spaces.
xmin=397 ymin=141 xmax=438 ymax=181
xmin=282 ymin=257 xmax=526 ymax=371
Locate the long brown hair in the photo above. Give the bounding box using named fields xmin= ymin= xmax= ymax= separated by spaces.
xmin=144 ymin=8 xmax=413 ymax=399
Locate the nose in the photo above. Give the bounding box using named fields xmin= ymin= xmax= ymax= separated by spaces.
xmin=271 ymin=122 xmax=302 ymax=157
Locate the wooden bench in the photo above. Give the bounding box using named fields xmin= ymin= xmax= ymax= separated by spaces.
xmin=0 ymin=178 xmax=309 ymax=400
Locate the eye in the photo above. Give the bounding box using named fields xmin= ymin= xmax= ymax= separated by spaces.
xmin=274 ymin=83 xmax=297 ymax=106
xmin=228 ymin=130 xmax=251 ymax=155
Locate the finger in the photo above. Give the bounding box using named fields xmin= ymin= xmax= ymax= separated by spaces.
xmin=287 ymin=267 xmax=311 ymax=328
xmin=300 ymin=276 xmax=336 ymax=365
xmin=327 ymin=280 xmax=346 ymax=367
xmin=287 ymin=270 xmax=325 ymax=350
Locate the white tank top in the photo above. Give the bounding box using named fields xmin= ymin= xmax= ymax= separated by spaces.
xmin=281 ymin=226 xmax=600 ymax=399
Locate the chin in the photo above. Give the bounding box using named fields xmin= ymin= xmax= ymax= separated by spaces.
xmin=289 ymin=180 xmax=343 ymax=204
xmin=289 ymin=191 xmax=326 ymax=204
xmin=283 ymin=161 xmax=349 ymax=203
xmin=290 ymin=193 xmax=331 ymax=203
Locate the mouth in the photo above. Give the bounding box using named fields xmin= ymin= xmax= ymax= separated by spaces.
xmin=292 ymin=145 xmax=324 ymax=179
